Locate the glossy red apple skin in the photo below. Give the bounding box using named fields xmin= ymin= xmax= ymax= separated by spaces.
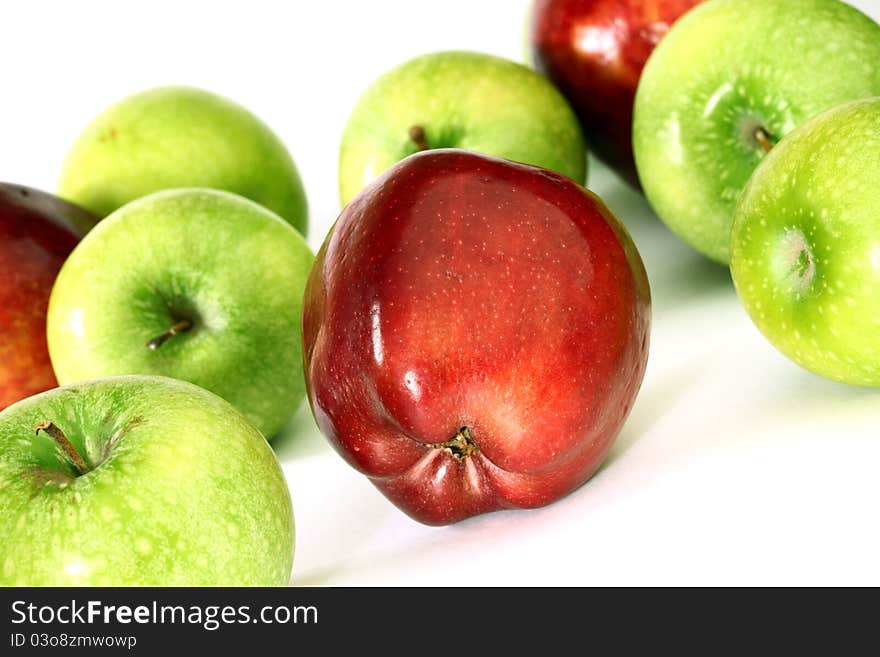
xmin=530 ymin=0 xmax=703 ymax=188
xmin=303 ymin=149 xmax=650 ymax=525
xmin=0 ymin=184 xmax=97 ymax=409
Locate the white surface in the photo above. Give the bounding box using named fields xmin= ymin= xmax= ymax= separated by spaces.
xmin=3 ymin=0 xmax=879 ymax=586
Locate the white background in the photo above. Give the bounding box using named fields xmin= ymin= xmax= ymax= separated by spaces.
xmin=3 ymin=0 xmax=879 ymax=586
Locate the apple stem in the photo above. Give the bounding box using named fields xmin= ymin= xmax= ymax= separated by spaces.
xmin=35 ymin=421 xmax=89 ymax=476
xmin=146 ymin=319 xmax=193 ymax=350
xmin=755 ymin=127 xmax=774 ymax=153
xmin=409 ymin=125 xmax=430 ymax=152
xmin=435 ymin=427 xmax=478 ymax=461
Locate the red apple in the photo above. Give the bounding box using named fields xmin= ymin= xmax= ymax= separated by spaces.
xmin=0 ymin=184 xmax=97 ymax=409
xmin=530 ymin=0 xmax=703 ymax=188
xmin=303 ymin=149 xmax=650 ymax=525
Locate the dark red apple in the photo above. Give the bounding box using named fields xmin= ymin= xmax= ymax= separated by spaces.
xmin=303 ymin=149 xmax=650 ymax=525
xmin=0 ymin=184 xmax=97 ymax=409
xmin=530 ymin=0 xmax=703 ymax=188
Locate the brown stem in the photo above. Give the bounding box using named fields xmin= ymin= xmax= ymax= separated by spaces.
xmin=146 ymin=319 xmax=192 ymax=350
xmin=409 ymin=125 xmax=430 ymax=151
xmin=35 ymin=421 xmax=89 ymax=475
xmin=755 ymin=127 xmax=774 ymax=153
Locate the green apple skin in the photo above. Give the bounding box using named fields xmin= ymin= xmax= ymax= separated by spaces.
xmin=58 ymin=86 xmax=308 ymax=236
xmin=731 ymin=98 xmax=880 ymax=386
xmin=339 ymin=50 xmax=587 ymax=205
xmin=0 ymin=376 xmax=294 ymax=586
xmin=633 ymin=0 xmax=880 ymax=263
xmin=46 ymin=189 xmax=314 ymax=438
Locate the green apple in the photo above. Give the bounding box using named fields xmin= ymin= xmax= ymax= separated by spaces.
xmin=338 ymin=50 xmax=586 ymax=205
xmin=58 ymin=86 xmax=308 ymax=235
xmin=46 ymin=189 xmax=314 ymax=438
xmin=0 ymin=375 xmax=294 ymax=586
xmin=730 ymin=97 xmax=880 ymax=386
xmin=633 ymin=0 xmax=880 ymax=263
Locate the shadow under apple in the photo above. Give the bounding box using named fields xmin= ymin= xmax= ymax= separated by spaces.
xmin=271 ymin=400 xmax=330 ymax=461
xmin=589 ymin=156 xmax=734 ymax=315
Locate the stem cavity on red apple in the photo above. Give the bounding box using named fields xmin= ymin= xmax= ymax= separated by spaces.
xmin=146 ymin=318 xmax=193 ymax=351
xmin=34 ymin=421 xmax=89 ymax=476
xmin=432 ymin=426 xmax=478 ymax=461
xmin=408 ymin=125 xmax=430 ymax=152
